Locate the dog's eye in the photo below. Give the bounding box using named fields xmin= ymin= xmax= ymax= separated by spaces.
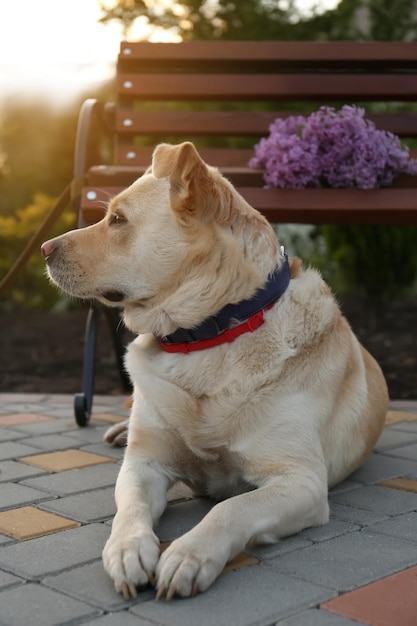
xmin=109 ymin=213 xmax=126 ymax=226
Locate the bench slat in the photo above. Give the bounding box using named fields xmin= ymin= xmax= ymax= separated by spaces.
xmin=80 ymin=185 xmax=417 ymax=225
xmin=119 ymin=41 xmax=417 ymax=69
xmin=114 ymin=109 xmax=417 ymax=138
xmin=117 ymin=73 xmax=417 ymax=101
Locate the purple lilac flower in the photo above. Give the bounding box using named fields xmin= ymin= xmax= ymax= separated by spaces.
xmin=249 ymin=105 xmax=417 ymax=189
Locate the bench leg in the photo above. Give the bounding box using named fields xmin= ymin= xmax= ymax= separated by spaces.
xmin=74 ymin=304 xmax=100 ymax=427
xmin=74 ymin=305 xmax=132 ymax=427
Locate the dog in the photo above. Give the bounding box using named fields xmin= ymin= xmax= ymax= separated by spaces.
xmin=41 ymin=141 xmax=388 ymax=600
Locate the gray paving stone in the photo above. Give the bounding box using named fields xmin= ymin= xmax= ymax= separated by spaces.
xmin=19 ymin=433 xmax=84 ymax=451
xmin=81 ymin=443 xmax=126 ymax=460
xmin=329 ymin=502 xmax=389 ymax=526
xmin=39 ymin=487 xmax=116 ymax=522
xmin=0 ymin=482 xmax=54 ymax=510
xmin=60 ymin=425 xmax=114 ymax=443
xmin=155 ymin=498 xmax=215 ymax=542
xmin=0 ymin=460 xmax=47 ymax=482
xmin=368 ymin=511 xmax=417 ymax=543
xmin=248 ymin=535 xmax=313 ymax=560
xmin=131 ymin=565 xmax=334 ymax=626
xmin=82 ymin=614 xmax=157 ymax=626
xmin=348 ymin=452 xmax=417 ymax=484
xmin=268 ymin=529 xmax=417 ymax=593
xmin=328 ymin=480 xmax=361 ymax=496
xmin=0 ymin=582 xmax=99 ymax=626
xmin=0 ymin=533 xmax=14 ymax=546
xmin=388 ymin=422 xmax=417 ymax=434
xmin=383 ymin=443 xmax=417 ymax=461
xmin=275 ymin=608 xmax=363 ymax=625
xmin=300 ymin=517 xmax=360 ymax=543
xmin=375 ymin=428 xmax=417 ymax=451
xmin=44 ymin=560 xmax=154 ymax=611
xmin=0 ymin=569 xmax=23 ymax=590
xmin=21 ymin=463 xmax=120 ymax=496
xmin=0 ymin=428 xmax=27 ymax=442
xmin=0 ymin=523 xmax=109 ymax=579
xmin=0 ymin=440 xmax=41 ymax=460
xmin=330 ymin=484 xmax=417 ymax=515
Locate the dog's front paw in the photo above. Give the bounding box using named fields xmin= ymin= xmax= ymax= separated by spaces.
xmin=103 ymin=420 xmax=129 ymax=447
xmin=103 ymin=528 xmax=160 ymax=599
xmin=155 ymin=533 xmax=227 ymax=600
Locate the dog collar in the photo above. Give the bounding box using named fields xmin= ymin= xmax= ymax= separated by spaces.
xmin=158 ymin=254 xmax=290 ymax=354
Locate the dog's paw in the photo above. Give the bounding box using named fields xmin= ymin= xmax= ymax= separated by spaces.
xmin=102 ymin=528 xmax=160 ymax=599
xmin=103 ymin=420 xmax=129 ymax=447
xmin=155 ymin=533 xmax=226 ymax=600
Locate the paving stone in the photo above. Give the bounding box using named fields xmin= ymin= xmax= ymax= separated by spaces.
xmin=0 ymin=441 xmax=41 ymax=460
xmin=0 ymin=582 xmax=99 ymax=626
xmin=268 ymin=530 xmax=417 ymax=593
xmin=248 ymin=535 xmax=313 ymax=560
xmin=60 ymin=424 xmax=115 ymax=443
xmin=367 ymin=511 xmax=417 ymax=543
xmin=91 ymin=413 xmax=128 ymax=424
xmin=327 ymin=480 xmax=361 ymax=496
xmin=0 ymin=428 xmax=27 ymax=442
xmin=0 ymin=570 xmax=23 ymax=591
xmin=155 ymin=498 xmax=216 ymax=542
xmin=0 ymin=533 xmax=14 ymax=545
xmin=75 ymin=612 xmax=157 ymax=626
xmin=379 ymin=477 xmax=417 ymax=493
xmin=300 ymin=517 xmax=360 ymax=543
xmin=383 ymin=443 xmax=417 ymax=461
xmin=19 ymin=433 xmax=86 ymax=451
xmin=131 ymin=565 xmax=334 ymax=626
xmin=44 ymin=560 xmax=153 ymax=611
xmin=8 ymin=419 xmax=77 ymax=435
xmin=0 ymin=460 xmax=48 ymax=482
xmin=385 ymin=409 xmax=417 ymax=426
xmin=21 ymin=463 xmax=120 ymax=496
xmin=321 ymin=564 xmax=417 ymax=626
xmin=375 ymin=428 xmax=417 ymax=451
xmin=0 ymin=506 xmax=80 ymax=540
xmin=329 ymin=502 xmax=389 ymax=527
xmin=348 ymin=452 xmax=417 ymax=484
xmin=39 ymin=487 xmax=116 ymax=522
xmin=0 ymin=413 xmax=55 ymax=426
xmin=0 ymin=483 xmax=53 ymax=510
xmin=19 ymin=449 xmax=116 ymax=472
xmin=275 ymin=608 xmax=362 ymax=625
xmin=330 ymin=484 xmax=417 ymax=515
xmin=0 ymin=523 xmax=109 ymax=579
xmin=80 ymin=443 xmax=126 ymax=460
xmin=388 ymin=421 xmax=417 ymax=434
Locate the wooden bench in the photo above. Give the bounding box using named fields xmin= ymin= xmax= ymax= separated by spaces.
xmin=72 ymin=40 xmax=417 ymax=425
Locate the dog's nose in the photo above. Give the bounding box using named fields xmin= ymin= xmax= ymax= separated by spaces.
xmin=41 ymin=239 xmax=56 ymax=260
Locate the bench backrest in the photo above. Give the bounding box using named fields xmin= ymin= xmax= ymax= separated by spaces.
xmin=81 ymin=41 xmax=417 ymax=225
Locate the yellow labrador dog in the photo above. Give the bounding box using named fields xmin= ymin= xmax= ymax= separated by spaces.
xmin=42 ymin=142 xmax=388 ymax=601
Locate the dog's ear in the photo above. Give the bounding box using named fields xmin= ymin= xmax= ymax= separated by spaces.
xmin=152 ymin=142 xmax=230 ymax=223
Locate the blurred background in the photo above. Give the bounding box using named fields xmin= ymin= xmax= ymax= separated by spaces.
xmin=1 ymin=0 xmax=417 ymax=398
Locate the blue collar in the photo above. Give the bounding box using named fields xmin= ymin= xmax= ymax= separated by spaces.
xmin=159 ymin=255 xmax=290 ymax=348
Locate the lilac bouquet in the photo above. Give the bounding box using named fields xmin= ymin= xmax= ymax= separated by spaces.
xmin=249 ymin=105 xmax=417 ymax=189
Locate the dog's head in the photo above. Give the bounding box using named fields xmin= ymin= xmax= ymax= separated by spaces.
xmin=42 ymin=142 xmax=279 ymax=335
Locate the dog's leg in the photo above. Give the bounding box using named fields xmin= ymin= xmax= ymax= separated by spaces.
xmin=103 ymin=419 xmax=129 ymax=447
xmin=155 ymin=467 xmax=328 ymax=600
xmin=102 ymin=450 xmax=172 ymax=599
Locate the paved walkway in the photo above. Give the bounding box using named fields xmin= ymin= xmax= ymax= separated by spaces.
xmin=1 ymin=393 xmax=417 ymax=626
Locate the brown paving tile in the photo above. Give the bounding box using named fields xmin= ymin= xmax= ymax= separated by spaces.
xmin=385 ymin=410 xmax=417 ymax=426
xmin=18 ymin=449 xmax=116 ymax=472
xmin=160 ymin=542 xmax=258 ymax=574
xmin=0 ymin=414 xmax=55 ymax=426
xmin=0 ymin=506 xmax=80 ymax=540
xmin=321 ymin=565 xmax=417 ymax=626
xmin=379 ymin=477 xmax=417 ymax=493
xmin=91 ymin=414 xmax=128 ymax=424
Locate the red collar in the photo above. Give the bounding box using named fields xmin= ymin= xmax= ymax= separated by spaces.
xmin=159 ymin=302 xmax=275 ymax=354
xmin=158 ymin=256 xmax=290 ymax=354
